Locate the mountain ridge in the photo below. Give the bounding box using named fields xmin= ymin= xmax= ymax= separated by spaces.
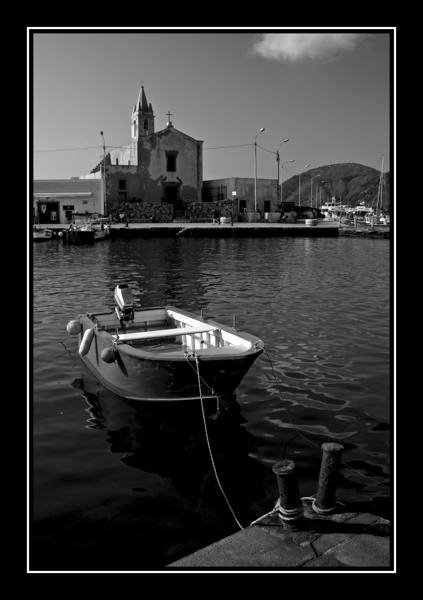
xmin=281 ymin=162 xmax=390 ymax=209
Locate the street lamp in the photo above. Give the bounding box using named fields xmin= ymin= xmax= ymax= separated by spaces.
xmin=298 ymin=163 xmax=311 ymax=206
xmin=254 ymin=127 xmax=266 ymax=214
xmin=280 ymin=159 xmax=295 ymax=205
xmin=275 ymin=138 xmax=290 ymax=202
xmin=319 ymin=180 xmax=326 ymax=207
xmin=100 ymin=131 xmax=106 ymax=216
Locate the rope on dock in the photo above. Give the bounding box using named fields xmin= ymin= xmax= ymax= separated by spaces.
xmin=184 ymin=351 xmax=244 ymax=531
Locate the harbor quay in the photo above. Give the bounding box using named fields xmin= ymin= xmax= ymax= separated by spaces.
xmin=33 ymin=220 xmax=391 ymax=240
xmin=37 ymin=221 xmax=340 ymax=239
xmin=109 ymin=221 xmax=339 ymax=238
xmin=168 ymin=500 xmax=391 ymax=569
xmin=168 ymin=446 xmax=391 ymax=570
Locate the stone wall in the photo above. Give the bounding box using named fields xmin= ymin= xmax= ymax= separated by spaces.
xmin=187 ymin=200 xmax=234 ymax=220
xmin=108 ymin=201 xmax=173 ymax=223
xmin=108 ymin=199 xmax=235 ymax=223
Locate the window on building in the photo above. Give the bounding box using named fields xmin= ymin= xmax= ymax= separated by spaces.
xmin=119 ymin=180 xmax=126 ymax=191
xmin=264 ymin=200 xmax=271 ymax=213
xmin=133 ymin=121 xmax=137 ymax=137
xmin=82 ymin=200 xmax=88 ymax=205
xmin=240 ymin=199 xmax=247 ymax=213
xmin=166 ymin=152 xmax=177 ymax=172
xmin=144 ymin=119 xmax=148 ymax=132
xmin=115 ymin=158 xmax=119 ymax=165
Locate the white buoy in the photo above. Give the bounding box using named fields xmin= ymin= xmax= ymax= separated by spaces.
xmin=79 ymin=328 xmax=95 ymax=356
xmin=66 ymin=319 xmax=82 ymax=335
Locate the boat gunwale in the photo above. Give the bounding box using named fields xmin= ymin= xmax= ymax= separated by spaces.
xmin=81 ymin=305 xmax=264 ymax=362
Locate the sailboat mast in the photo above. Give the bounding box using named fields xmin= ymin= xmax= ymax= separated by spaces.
xmin=376 ymin=155 xmax=384 ymax=213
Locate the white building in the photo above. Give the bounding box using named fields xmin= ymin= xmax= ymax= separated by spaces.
xmin=33 ymin=178 xmax=103 ymax=224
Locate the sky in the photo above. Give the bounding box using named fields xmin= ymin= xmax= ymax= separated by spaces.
xmin=32 ymin=29 xmax=392 ymax=182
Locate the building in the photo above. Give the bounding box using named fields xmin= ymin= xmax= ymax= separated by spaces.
xmin=86 ymin=85 xmax=203 ymax=220
xmin=33 ymin=178 xmax=103 ymax=224
xmin=34 ymin=86 xmax=282 ymax=224
xmin=202 ymin=177 xmax=280 ymax=215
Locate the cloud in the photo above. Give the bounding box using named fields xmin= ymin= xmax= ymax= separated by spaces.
xmin=253 ymin=33 xmax=364 ymax=62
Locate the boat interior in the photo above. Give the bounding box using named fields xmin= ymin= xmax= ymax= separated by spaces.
xmin=90 ymin=308 xmax=252 ymax=354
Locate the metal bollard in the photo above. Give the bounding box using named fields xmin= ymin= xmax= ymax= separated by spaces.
xmin=272 ymin=459 xmax=303 ymax=521
xmin=313 ymin=442 xmax=344 ymax=514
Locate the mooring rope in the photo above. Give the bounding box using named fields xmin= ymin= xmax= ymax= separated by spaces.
xmin=58 ymin=338 xmax=79 ymax=367
xmin=185 ymin=351 xmax=244 ymax=530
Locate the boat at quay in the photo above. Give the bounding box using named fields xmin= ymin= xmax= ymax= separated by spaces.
xmin=33 ymin=226 xmax=53 ymax=242
xmin=66 ymin=284 xmax=264 ymax=402
xmin=60 ymin=219 xmax=110 ymax=245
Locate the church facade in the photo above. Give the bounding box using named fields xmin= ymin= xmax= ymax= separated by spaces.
xmin=87 ymin=86 xmax=203 ymax=220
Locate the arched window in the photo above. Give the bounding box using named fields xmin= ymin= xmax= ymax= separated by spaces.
xmin=143 ymin=119 xmax=148 ymax=132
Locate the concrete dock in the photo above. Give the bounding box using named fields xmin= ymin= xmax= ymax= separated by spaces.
xmin=168 ymin=499 xmax=391 ymax=570
xmin=108 ymin=221 xmax=340 ymax=238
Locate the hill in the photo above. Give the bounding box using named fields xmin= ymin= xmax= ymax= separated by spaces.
xmin=281 ymin=162 xmax=390 ymax=210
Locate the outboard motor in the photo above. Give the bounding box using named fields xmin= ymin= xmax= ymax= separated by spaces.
xmin=114 ymin=284 xmax=135 ymax=327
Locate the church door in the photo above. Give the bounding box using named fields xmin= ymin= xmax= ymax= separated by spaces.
xmin=164 ymin=184 xmax=183 ymax=217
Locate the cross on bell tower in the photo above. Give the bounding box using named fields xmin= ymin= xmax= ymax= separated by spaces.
xmin=166 ymin=111 xmax=173 ymax=127
xmin=131 ymin=84 xmax=155 ymax=140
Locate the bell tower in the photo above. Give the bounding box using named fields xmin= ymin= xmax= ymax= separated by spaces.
xmin=131 ymin=84 xmax=155 ymax=140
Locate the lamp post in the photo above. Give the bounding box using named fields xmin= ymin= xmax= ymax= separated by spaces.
xmin=319 ymin=180 xmax=326 ymax=207
xmin=280 ymin=159 xmax=295 ymax=205
xmin=254 ymin=127 xmax=266 ymax=214
xmin=298 ymin=163 xmax=311 ymax=207
xmin=100 ymin=131 xmax=106 ymax=216
xmin=275 ymin=138 xmax=290 ymax=200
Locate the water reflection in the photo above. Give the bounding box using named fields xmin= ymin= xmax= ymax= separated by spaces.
xmin=72 ymin=377 xmax=271 ymax=524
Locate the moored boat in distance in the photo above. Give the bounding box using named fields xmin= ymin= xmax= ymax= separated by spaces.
xmin=33 ymin=226 xmax=53 ymax=242
xmin=59 ymin=219 xmax=110 ymax=245
xmin=66 ymin=284 xmax=264 ymax=402
xmin=319 ymin=199 xmax=351 ymax=221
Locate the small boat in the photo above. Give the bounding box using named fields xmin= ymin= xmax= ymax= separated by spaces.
xmin=66 ymin=284 xmax=264 ymax=402
xmin=61 ymin=224 xmax=96 ymax=245
xmin=60 ymin=221 xmax=109 ymax=245
xmin=33 ymin=226 xmax=53 ymax=242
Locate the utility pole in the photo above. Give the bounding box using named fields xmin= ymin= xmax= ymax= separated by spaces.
xmin=254 ymin=128 xmax=265 ymax=215
xmin=100 ymin=131 xmax=106 ymax=216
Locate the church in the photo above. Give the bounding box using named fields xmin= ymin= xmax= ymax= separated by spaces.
xmin=34 ymin=85 xmax=280 ymax=225
xmin=87 ymin=85 xmax=204 ymax=220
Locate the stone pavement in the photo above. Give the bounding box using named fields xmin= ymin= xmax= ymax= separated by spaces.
xmin=168 ymin=500 xmax=391 ymax=570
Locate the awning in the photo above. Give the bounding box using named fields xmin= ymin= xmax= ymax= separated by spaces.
xmin=34 ymin=192 xmax=93 ymax=198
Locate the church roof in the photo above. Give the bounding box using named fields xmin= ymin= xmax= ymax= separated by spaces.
xmin=135 ymin=85 xmax=152 ymax=113
xmin=154 ymin=125 xmax=203 ymax=144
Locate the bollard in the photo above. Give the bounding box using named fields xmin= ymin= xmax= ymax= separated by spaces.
xmin=272 ymin=459 xmax=303 ymax=521
xmin=313 ymin=442 xmax=344 ymax=514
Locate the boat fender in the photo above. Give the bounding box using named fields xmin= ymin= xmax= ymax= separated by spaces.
xmin=79 ymin=328 xmax=95 ymax=356
xmin=101 ymin=346 xmax=117 ymax=363
xmin=66 ymin=319 xmax=82 ymax=335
